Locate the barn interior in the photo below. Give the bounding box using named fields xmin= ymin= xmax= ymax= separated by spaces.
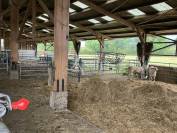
xmin=0 ymin=0 xmax=177 ymax=132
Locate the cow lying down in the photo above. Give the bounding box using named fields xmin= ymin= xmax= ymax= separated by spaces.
xmin=128 ymin=66 xmax=158 ymax=81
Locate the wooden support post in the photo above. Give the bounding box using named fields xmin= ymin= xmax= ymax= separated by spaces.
xmin=176 ymin=43 xmax=177 ymax=56
xmin=0 ymin=0 xmax=2 ymax=27
xmin=50 ymin=0 xmax=69 ymax=110
xmin=54 ymin=0 xmax=69 ymax=92
xmin=0 ymin=0 xmax=2 ymax=52
xmin=18 ymin=1 xmax=31 ymax=38
xmin=32 ymin=0 xmax=37 ymax=57
xmin=0 ymin=38 xmax=1 ymax=52
xmin=4 ymin=38 xmax=9 ymax=49
xmin=32 ymin=0 xmax=36 ymax=40
xmin=10 ymin=0 xmax=19 ymax=68
xmin=97 ymin=36 xmax=104 ymax=71
xmin=72 ymin=39 xmax=81 ymax=69
xmin=137 ymin=29 xmax=147 ymax=66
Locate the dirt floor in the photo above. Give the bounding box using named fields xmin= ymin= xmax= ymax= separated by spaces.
xmin=0 ymin=79 xmax=103 ymax=133
xmin=0 ymin=73 xmax=177 ymax=133
xmin=68 ymin=75 xmax=177 ymax=133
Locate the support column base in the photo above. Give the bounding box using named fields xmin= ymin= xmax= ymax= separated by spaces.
xmin=49 ymin=91 xmax=68 ymax=110
xmin=48 ymin=67 xmax=54 ymax=86
xmin=10 ymin=70 xmax=19 ymax=80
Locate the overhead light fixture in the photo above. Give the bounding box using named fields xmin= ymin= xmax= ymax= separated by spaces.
xmin=69 ymin=8 xmax=75 ymax=13
xmin=73 ymin=1 xmax=88 ymax=9
xmin=88 ymin=19 xmax=100 ymax=24
xmin=26 ymin=21 xmax=32 ymax=24
xmin=48 ymin=29 xmax=54 ymax=32
xmin=1 ymin=39 xmax=4 ymax=51
xmin=25 ymin=22 xmax=32 ymax=27
xmin=151 ymin=2 xmax=173 ymax=12
xmin=69 ymin=24 xmax=77 ymax=28
xmin=42 ymin=29 xmax=50 ymax=33
xmin=37 ymin=16 xmax=49 ymax=22
xmin=42 ymin=13 xmax=49 ymax=17
xmin=7 ymin=29 xmax=11 ymax=31
xmin=127 ymin=9 xmax=145 ymax=16
xmin=22 ymin=34 xmax=30 ymax=37
xmin=101 ymin=16 xmax=114 ymax=21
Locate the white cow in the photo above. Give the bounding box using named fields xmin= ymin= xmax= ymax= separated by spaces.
xmin=148 ymin=66 xmax=158 ymax=81
xmin=128 ymin=66 xmax=145 ymax=79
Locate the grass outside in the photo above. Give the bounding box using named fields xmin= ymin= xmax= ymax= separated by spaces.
xmin=77 ymin=54 xmax=177 ymax=67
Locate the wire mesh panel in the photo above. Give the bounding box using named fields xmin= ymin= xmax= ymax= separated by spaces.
xmin=19 ymin=60 xmax=48 ymax=80
xmin=0 ymin=50 xmax=10 ymax=72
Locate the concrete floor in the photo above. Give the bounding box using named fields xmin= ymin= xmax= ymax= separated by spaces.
xmin=0 ymin=76 xmax=103 ymax=133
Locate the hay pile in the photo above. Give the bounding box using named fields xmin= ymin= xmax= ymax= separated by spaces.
xmin=68 ymin=76 xmax=177 ymax=133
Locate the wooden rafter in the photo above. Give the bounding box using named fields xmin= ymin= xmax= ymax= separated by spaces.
xmin=79 ymin=0 xmax=146 ymax=44
xmin=32 ymin=0 xmax=36 ymax=40
xmin=0 ymin=0 xmax=27 ymax=18
xmin=18 ymin=1 xmax=31 ymax=38
xmin=79 ymin=0 xmax=142 ymax=32
xmin=37 ymin=0 xmax=111 ymax=40
xmin=37 ymin=0 xmax=54 ymax=22
xmin=70 ymin=22 xmax=111 ymax=40
xmin=138 ymin=7 xmax=177 ymax=26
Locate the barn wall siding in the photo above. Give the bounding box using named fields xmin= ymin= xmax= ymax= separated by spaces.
xmin=154 ymin=66 xmax=177 ymax=84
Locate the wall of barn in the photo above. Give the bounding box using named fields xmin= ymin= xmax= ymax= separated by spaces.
xmin=154 ymin=65 xmax=177 ymax=84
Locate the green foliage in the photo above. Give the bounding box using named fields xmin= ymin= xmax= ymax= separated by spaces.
xmin=80 ymin=40 xmax=99 ymax=54
xmin=104 ymin=38 xmax=138 ymax=55
xmin=38 ymin=36 xmax=177 ymax=56
xmin=37 ymin=43 xmax=54 ymax=51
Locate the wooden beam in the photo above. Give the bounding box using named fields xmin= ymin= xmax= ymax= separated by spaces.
xmin=32 ymin=0 xmax=36 ymax=40
xmin=18 ymin=1 xmax=31 ymax=38
xmin=10 ymin=0 xmax=20 ymax=63
xmin=37 ymin=0 xmax=54 ymax=22
xmin=37 ymin=0 xmax=111 ymax=40
xmin=150 ymin=29 xmax=177 ymax=37
xmin=0 ymin=0 xmax=26 ymax=18
xmin=70 ymin=0 xmax=166 ymax=20
xmin=70 ymin=22 xmax=111 ymax=40
xmin=79 ymin=0 xmax=146 ymax=45
xmin=0 ymin=7 xmax=10 ymax=18
xmin=138 ymin=7 xmax=177 ymax=25
xmin=79 ymin=0 xmax=139 ymax=31
xmin=70 ymin=34 xmax=81 ymax=41
xmin=176 ymin=43 xmax=177 ymax=56
xmin=53 ymin=0 xmax=69 ymax=91
xmin=0 ymin=0 xmax=2 ymax=27
xmin=97 ymin=36 xmax=104 ymax=71
xmin=19 ymin=36 xmax=54 ymax=43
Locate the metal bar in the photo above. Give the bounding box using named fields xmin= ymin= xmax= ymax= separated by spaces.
xmin=150 ymin=33 xmax=176 ymax=42
xmin=151 ymin=54 xmax=177 ymax=56
xmin=153 ymin=42 xmax=175 ymax=44
xmin=151 ymin=43 xmax=176 ymax=53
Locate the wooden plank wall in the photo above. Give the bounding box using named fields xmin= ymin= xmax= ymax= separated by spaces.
xmin=155 ymin=65 xmax=177 ymax=84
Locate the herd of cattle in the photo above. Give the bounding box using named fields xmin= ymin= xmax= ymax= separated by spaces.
xmin=128 ymin=65 xmax=158 ymax=81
